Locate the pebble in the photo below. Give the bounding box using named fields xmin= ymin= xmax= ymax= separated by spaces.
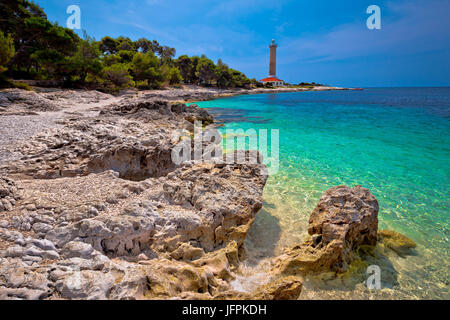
xmin=4 ymin=245 xmax=24 ymax=258
xmin=2 ymin=199 xmax=13 ymax=211
xmin=26 ymin=204 xmax=37 ymax=211
xmin=106 ymin=196 xmax=118 ymax=204
xmin=88 ymin=207 xmax=99 ymax=217
xmin=61 ymin=241 xmax=94 ymax=258
xmin=43 ymin=250 xmax=60 ymax=260
xmin=0 ymin=229 xmax=24 ymax=242
xmin=22 ymin=255 xmax=43 ymax=264
xmin=24 ymin=246 xmax=45 ymax=257
xmin=20 ymin=222 xmax=32 ymax=231
xmin=117 ymin=190 xmax=129 ymax=199
xmin=32 ymin=222 xmax=52 ymax=234
xmin=93 ymin=203 xmax=106 ymax=211
xmin=31 ymin=239 xmax=57 ymax=251
xmin=5 ymin=196 xmax=16 ymax=206
xmin=0 ymin=220 xmax=9 ymax=228
xmin=14 ymin=238 xmax=26 ymax=246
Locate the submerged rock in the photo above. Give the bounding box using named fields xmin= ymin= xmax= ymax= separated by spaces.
xmin=378 ymin=230 xmax=416 ymax=256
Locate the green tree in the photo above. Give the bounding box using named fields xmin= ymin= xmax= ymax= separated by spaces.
xmin=65 ymin=33 xmax=102 ymax=84
xmin=134 ymin=38 xmax=153 ymax=53
xmin=196 ymin=57 xmax=216 ymax=86
xmin=103 ymin=63 xmax=133 ymax=89
xmin=99 ymin=36 xmax=118 ymax=55
xmin=0 ymin=31 xmax=15 ymax=73
xmin=251 ymin=78 xmax=264 ymax=88
xmin=175 ymin=55 xmax=192 ymax=83
xmin=0 ymin=0 xmax=46 ymax=35
xmin=1 ymin=1 xmax=79 ymax=79
xmin=102 ymin=54 xmax=121 ymax=67
xmin=116 ymin=36 xmax=135 ymax=51
xmin=229 ymin=68 xmax=251 ymax=88
xmin=117 ymin=50 xmax=135 ymax=63
xmin=21 ymin=17 xmax=79 ymax=78
xmin=131 ymin=52 xmax=164 ymax=88
xmin=0 ymin=1 xmax=253 ymax=91
xmin=159 ymin=46 xmax=176 ymax=65
xmin=168 ymin=67 xmax=182 ymax=85
xmin=215 ymin=59 xmax=232 ymax=88
xmin=161 ymin=64 xmax=182 ymax=85
xmin=189 ymin=56 xmax=200 ymax=84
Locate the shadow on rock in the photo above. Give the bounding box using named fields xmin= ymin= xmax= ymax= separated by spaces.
xmin=244 ymin=206 xmax=281 ymax=265
xmin=302 ymin=235 xmax=417 ymax=293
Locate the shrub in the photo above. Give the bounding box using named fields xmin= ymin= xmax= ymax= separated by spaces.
xmin=161 ymin=65 xmax=182 ymax=85
xmin=84 ymin=72 xmax=104 ymax=89
xmin=131 ymin=52 xmax=164 ymax=88
xmin=13 ymin=81 xmax=32 ymax=91
xmin=117 ymin=50 xmax=135 ymax=63
xmin=103 ymin=63 xmax=134 ymax=89
xmin=136 ymin=80 xmax=150 ymax=90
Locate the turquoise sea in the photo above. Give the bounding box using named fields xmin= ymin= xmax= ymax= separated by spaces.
xmin=193 ymin=87 xmax=449 ymax=299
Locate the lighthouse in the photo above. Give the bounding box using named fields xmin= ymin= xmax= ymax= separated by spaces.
xmin=269 ymin=39 xmax=277 ymax=76
xmin=260 ymin=39 xmax=284 ymax=86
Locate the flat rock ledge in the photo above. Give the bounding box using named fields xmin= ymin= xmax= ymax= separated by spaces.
xmin=0 ymin=90 xmax=271 ymax=300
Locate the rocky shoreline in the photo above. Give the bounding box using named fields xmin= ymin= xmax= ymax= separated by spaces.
xmin=0 ymin=87 xmax=414 ymax=300
xmin=120 ymin=84 xmax=357 ymax=102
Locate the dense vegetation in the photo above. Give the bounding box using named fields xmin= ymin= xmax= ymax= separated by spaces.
xmin=0 ymin=0 xmax=258 ymax=91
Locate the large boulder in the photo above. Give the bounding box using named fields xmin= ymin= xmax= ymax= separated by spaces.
xmin=275 ymin=185 xmax=379 ymax=274
xmin=308 ymin=185 xmax=378 ymax=248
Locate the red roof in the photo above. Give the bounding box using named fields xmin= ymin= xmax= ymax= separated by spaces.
xmin=260 ymin=77 xmax=284 ymax=82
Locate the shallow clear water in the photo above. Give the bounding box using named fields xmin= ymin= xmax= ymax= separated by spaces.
xmin=193 ymin=88 xmax=449 ymax=299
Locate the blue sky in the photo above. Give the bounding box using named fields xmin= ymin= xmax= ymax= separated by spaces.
xmin=36 ymin=0 xmax=450 ymax=87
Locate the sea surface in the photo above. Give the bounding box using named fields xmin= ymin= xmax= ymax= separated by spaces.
xmin=193 ymin=87 xmax=449 ymax=299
